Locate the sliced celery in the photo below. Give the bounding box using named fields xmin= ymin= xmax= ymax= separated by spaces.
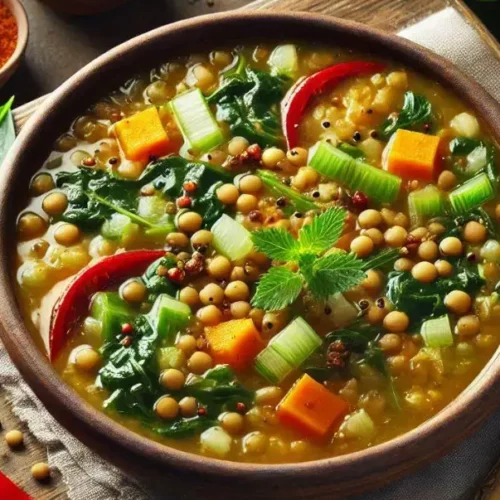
xmin=211 ymin=214 xmax=253 ymax=261
xmin=449 ymin=172 xmax=495 ymax=213
xmin=408 ymin=185 xmax=445 ymax=227
xmin=254 ymin=347 xmax=294 ymax=384
xmin=91 ymin=292 xmax=136 ymax=342
xmin=171 ymin=88 xmax=224 ymax=154
xmin=308 ymin=141 xmax=402 ymax=204
xmin=269 ymin=317 xmax=322 ymax=366
xmin=269 ymin=44 xmax=299 ymax=78
xmin=420 ymin=315 xmax=453 ymax=348
xmin=148 ymin=293 xmax=191 ymax=345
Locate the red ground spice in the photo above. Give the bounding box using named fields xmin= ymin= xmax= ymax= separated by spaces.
xmin=0 ymin=2 xmax=17 ymax=68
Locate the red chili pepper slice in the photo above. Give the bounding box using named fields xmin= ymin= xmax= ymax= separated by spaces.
xmin=281 ymin=61 xmax=387 ymax=149
xmin=49 ymin=250 xmax=165 ymax=362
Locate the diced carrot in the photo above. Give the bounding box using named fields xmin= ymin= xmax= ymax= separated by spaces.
xmin=277 ymin=374 xmax=349 ymax=438
xmin=384 ymin=129 xmax=441 ymax=181
xmin=205 ymin=319 xmax=264 ymax=371
xmin=115 ymin=107 xmax=171 ymax=161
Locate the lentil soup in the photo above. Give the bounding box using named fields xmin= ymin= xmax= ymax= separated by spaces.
xmin=15 ymin=43 xmax=500 ymax=463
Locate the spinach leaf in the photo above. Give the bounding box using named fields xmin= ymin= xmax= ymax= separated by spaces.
xmin=380 ymin=91 xmax=432 ymax=139
xmin=142 ymin=254 xmax=178 ymax=299
xmin=186 ymin=365 xmax=254 ymax=413
xmin=207 ymin=64 xmax=289 ymax=147
xmin=56 ymin=156 xmax=232 ymax=231
xmin=0 ymin=96 xmax=16 ymax=164
xmin=386 ymin=259 xmax=484 ymax=323
xmin=152 ymin=416 xmax=216 ymax=438
xmin=449 ymin=137 xmax=497 ymax=185
xmin=438 ymin=208 xmax=499 ymax=240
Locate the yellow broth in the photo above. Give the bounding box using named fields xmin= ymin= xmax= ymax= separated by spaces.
xmin=14 ymin=43 xmax=500 ymax=463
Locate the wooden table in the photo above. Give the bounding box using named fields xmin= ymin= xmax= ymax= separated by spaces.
xmin=2 ymin=0 xmax=500 ymax=499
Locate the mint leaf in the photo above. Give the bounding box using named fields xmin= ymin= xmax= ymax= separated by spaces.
xmin=252 ymin=228 xmax=299 ymax=261
xmin=251 ymin=267 xmax=303 ymax=310
xmin=298 ymin=207 xmax=346 ymax=254
xmin=307 ymin=252 xmax=366 ymax=298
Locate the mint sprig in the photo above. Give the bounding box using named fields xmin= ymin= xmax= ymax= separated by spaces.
xmin=251 ymin=207 xmax=367 ymax=311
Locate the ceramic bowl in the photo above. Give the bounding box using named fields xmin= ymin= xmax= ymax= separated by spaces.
xmin=1 ymin=12 xmax=500 ymax=499
xmin=0 ymin=0 xmax=28 ymax=89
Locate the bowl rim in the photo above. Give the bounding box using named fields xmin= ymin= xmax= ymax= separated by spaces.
xmin=1 ymin=0 xmax=29 ymax=77
xmin=1 ymin=10 xmax=500 ymax=486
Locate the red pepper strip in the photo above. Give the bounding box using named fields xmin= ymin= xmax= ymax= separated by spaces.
xmin=0 ymin=470 xmax=33 ymax=500
xmin=49 ymin=250 xmax=165 ymax=362
xmin=281 ymin=61 xmax=387 ymax=149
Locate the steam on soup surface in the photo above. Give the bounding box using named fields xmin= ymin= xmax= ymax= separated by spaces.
xmin=15 ymin=43 xmax=500 ymax=463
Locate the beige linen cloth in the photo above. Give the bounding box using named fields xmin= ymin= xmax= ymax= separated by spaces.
xmin=2 ymin=6 xmax=500 ymax=499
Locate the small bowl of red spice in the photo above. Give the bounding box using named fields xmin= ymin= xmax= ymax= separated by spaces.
xmin=0 ymin=0 xmax=28 ymax=88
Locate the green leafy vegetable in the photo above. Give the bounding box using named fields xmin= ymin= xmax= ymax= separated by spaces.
xmin=55 ymin=156 xmax=231 ymax=231
xmin=361 ymin=248 xmax=400 ymax=271
xmin=207 ymin=62 xmax=289 ymax=147
xmin=256 ymin=169 xmax=319 ymax=213
xmin=380 ymin=91 xmax=432 ymax=139
xmin=142 ymin=254 xmax=178 ymax=299
xmin=337 ymin=142 xmax=366 ymax=160
xmin=386 ymin=259 xmax=484 ymax=323
xmin=0 ymin=96 xmax=16 ymax=164
xmin=251 ymin=208 xmax=367 ymax=310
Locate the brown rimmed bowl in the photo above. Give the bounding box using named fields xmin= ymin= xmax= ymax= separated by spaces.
xmin=1 ymin=12 xmax=500 ymax=499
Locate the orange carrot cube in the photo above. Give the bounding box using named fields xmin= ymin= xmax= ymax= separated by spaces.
xmin=115 ymin=107 xmax=170 ymax=161
xmin=384 ymin=129 xmax=440 ymax=181
xmin=277 ymin=374 xmax=349 ymax=438
xmin=205 ymin=319 xmax=264 ymax=371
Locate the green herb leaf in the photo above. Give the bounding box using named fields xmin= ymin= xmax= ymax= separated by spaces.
xmin=307 ymin=252 xmax=366 ymax=298
xmin=380 ymin=91 xmax=432 ymax=139
xmin=0 ymin=96 xmax=14 ymax=125
xmin=251 ymin=266 xmax=303 ymax=311
xmin=298 ymin=207 xmax=346 ymax=254
xmin=252 ymin=228 xmax=299 ymax=261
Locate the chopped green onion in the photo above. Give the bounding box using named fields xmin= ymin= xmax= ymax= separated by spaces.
xmin=408 ymin=185 xmax=445 ymax=227
xmin=308 ymin=141 xmax=401 ymax=204
xmin=449 ymin=172 xmax=495 ymax=213
xmin=211 ymin=214 xmax=254 ymax=261
xmin=420 ymin=315 xmax=453 ymax=348
xmin=171 ymin=88 xmax=224 ymax=154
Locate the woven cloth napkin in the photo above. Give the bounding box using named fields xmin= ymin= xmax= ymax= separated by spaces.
xmin=2 ymin=6 xmax=500 ymax=499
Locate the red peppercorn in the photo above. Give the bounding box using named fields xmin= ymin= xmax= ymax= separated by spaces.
xmin=351 ymin=191 xmax=368 ymax=212
xmin=121 ymin=323 xmax=133 ymax=335
xmin=247 ymin=143 xmax=262 ymax=161
xmin=183 ymin=181 xmax=198 ymax=193
xmin=236 ymin=402 xmax=247 ymax=414
xmin=197 ymin=407 xmax=207 ymax=416
xmin=82 ymin=157 xmax=96 ymax=167
xmin=167 ymin=267 xmax=185 ymax=283
xmin=177 ymin=195 xmax=192 ymax=209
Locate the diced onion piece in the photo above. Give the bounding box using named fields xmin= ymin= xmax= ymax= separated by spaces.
xmin=325 ymin=293 xmax=359 ymax=328
xmin=450 ymin=112 xmax=480 ymax=139
xmin=339 ymin=409 xmax=376 ymax=440
xmin=480 ymin=239 xmax=500 ymax=263
xmin=200 ymin=426 xmax=232 ymax=457
xmin=420 ymin=315 xmax=453 ymax=348
xmin=269 ymin=44 xmax=299 ymax=78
